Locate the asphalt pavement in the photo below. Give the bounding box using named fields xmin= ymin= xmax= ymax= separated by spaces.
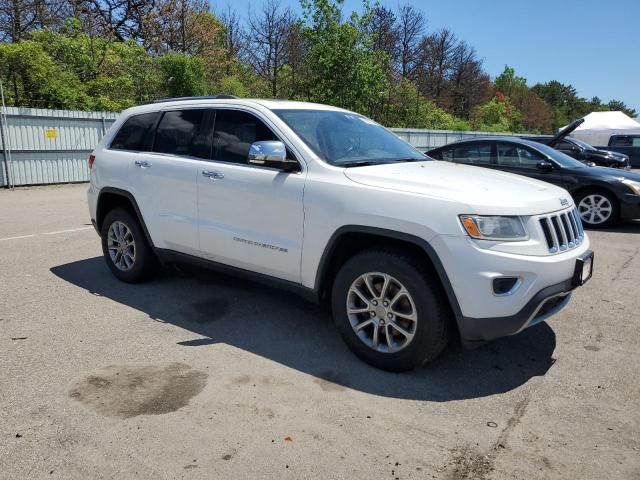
xmin=0 ymin=183 xmax=639 ymax=479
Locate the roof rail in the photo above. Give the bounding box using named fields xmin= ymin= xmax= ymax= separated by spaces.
xmin=148 ymin=94 xmax=239 ymax=104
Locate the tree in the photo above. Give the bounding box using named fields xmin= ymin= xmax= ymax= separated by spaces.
xmin=494 ymin=65 xmax=526 ymax=97
xmin=364 ymin=5 xmax=397 ymax=67
xmin=300 ymin=0 xmax=388 ymax=117
xmin=396 ymin=3 xmax=424 ymax=79
xmin=159 ymin=52 xmax=207 ymax=97
xmin=445 ymin=40 xmax=490 ymax=118
xmin=67 ymin=0 xmax=155 ymax=42
xmin=414 ymin=28 xmax=457 ymax=102
xmin=0 ymin=0 xmax=67 ymax=42
xmin=606 ymin=99 xmax=637 ymax=118
xmin=245 ymin=0 xmax=294 ymax=97
xmin=218 ymin=5 xmax=244 ymax=74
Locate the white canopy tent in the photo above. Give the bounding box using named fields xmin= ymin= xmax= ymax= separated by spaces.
xmin=560 ymin=111 xmax=640 ymax=146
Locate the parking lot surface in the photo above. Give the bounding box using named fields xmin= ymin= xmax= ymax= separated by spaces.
xmin=1 ymin=183 xmax=639 ymax=479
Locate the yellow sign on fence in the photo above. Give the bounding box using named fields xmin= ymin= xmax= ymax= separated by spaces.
xmin=44 ymin=128 xmax=59 ymax=139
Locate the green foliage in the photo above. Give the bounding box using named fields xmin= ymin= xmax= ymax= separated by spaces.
xmin=471 ymin=94 xmax=522 ymax=132
xmin=494 ymin=65 xmax=527 ymax=97
xmin=300 ymin=0 xmax=389 ymax=117
xmin=384 ymin=79 xmax=469 ymax=130
xmin=159 ymin=53 xmax=208 ymax=97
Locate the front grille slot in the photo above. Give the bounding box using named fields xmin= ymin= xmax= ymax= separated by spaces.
xmin=538 ymin=208 xmax=583 ymax=253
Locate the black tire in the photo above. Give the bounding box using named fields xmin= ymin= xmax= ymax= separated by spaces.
xmin=101 ymin=207 xmax=158 ymax=283
xmin=331 ymin=249 xmax=451 ymax=372
xmin=574 ymin=188 xmax=619 ymax=228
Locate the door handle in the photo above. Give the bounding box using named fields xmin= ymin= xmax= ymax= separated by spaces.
xmin=202 ymin=170 xmax=224 ymax=179
xmin=134 ymin=160 xmax=152 ymax=168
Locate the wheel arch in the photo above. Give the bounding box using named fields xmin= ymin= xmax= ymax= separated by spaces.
xmin=315 ymin=226 xmax=463 ymax=323
xmin=96 ymin=187 xmax=154 ymax=247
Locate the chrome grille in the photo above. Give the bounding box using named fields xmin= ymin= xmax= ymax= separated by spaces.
xmin=539 ymin=208 xmax=584 ymax=253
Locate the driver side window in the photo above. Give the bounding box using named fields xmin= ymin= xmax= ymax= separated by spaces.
xmin=497 ymin=143 xmax=545 ymax=169
xmin=212 ymin=109 xmax=279 ymax=164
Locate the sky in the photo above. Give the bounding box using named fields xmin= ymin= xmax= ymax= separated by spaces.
xmin=217 ymin=0 xmax=639 ymax=114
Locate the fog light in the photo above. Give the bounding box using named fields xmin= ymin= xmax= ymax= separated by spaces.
xmin=493 ymin=277 xmax=520 ymax=295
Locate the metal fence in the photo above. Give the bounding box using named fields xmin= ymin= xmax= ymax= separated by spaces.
xmin=0 ymin=107 xmax=539 ymax=187
xmin=390 ymin=128 xmax=537 ymax=151
xmin=0 ymin=107 xmax=118 ymax=187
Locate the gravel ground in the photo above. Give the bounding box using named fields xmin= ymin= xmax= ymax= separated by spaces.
xmin=0 ymin=183 xmax=639 ymax=480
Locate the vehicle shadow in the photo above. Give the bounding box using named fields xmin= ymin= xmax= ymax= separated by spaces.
xmin=51 ymin=257 xmax=557 ymax=402
xmin=592 ymin=219 xmax=640 ymax=234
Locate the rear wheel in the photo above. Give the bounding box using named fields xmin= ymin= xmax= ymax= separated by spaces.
xmin=331 ymin=249 xmax=451 ymax=372
xmin=101 ymin=208 xmax=157 ymax=283
xmin=575 ymin=189 xmax=618 ymax=228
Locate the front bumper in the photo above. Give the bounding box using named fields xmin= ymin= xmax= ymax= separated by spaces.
xmin=458 ymin=279 xmax=573 ymax=347
xmin=620 ymin=193 xmax=640 ymax=221
xmin=430 ymin=231 xmax=592 ymax=344
xmin=454 ymin=248 xmax=593 ymax=346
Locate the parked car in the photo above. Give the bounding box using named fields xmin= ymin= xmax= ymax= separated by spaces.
xmin=428 ymin=137 xmax=640 ymax=227
xmin=88 ymin=96 xmax=594 ymax=371
xmin=521 ymin=118 xmax=630 ymax=169
xmin=598 ymin=134 xmax=640 ymax=168
xmin=522 ymin=135 xmax=630 ymax=170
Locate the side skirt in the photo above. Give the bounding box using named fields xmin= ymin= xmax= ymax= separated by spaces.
xmin=154 ymin=248 xmax=320 ymax=304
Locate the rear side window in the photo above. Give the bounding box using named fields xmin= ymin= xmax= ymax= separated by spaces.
xmin=153 ymin=109 xmax=209 ymax=159
xmin=213 ymin=109 xmax=278 ymax=164
xmin=110 ymin=112 xmax=158 ymax=151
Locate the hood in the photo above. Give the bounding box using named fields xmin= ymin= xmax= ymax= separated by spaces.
xmin=593 ymin=149 xmax=629 ymax=161
xmin=343 ymin=161 xmax=572 ymax=216
xmin=583 ymin=165 xmax=640 ymax=181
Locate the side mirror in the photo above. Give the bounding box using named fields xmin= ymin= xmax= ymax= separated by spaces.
xmin=536 ymin=161 xmax=553 ymax=172
xmin=248 ymin=141 xmax=299 ymax=172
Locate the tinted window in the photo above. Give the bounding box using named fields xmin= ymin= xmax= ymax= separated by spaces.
xmin=497 ymin=143 xmax=545 ymax=168
xmin=451 ymin=143 xmax=492 ymax=165
xmin=556 ymin=140 xmax=573 ymax=151
xmin=110 ymin=112 xmax=158 ymax=151
xmin=532 ymin=142 xmax=586 ymax=168
xmin=212 ymin=110 xmax=278 ymax=164
xmin=153 ymin=109 xmax=209 ymax=159
xmin=609 ymin=136 xmax=631 ymax=147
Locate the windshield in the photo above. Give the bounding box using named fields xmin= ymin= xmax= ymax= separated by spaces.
xmin=274 ymin=109 xmax=427 ymax=166
xmin=534 ymin=142 xmax=587 ymax=168
xmin=569 ymin=137 xmax=597 ymax=151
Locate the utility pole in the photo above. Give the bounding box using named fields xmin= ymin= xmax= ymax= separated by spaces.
xmin=0 ymin=79 xmax=13 ymax=189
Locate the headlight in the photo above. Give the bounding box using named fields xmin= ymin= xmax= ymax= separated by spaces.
xmin=621 ymin=179 xmax=640 ymax=195
xmin=459 ymin=215 xmax=528 ymax=241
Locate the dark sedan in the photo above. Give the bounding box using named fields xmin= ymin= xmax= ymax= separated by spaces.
xmin=428 ymin=137 xmax=640 ymax=228
xmin=521 ymin=135 xmax=630 ymax=170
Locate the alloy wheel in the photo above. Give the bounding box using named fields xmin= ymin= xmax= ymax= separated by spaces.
xmin=107 ymin=221 xmax=136 ymax=271
xmin=578 ymin=194 xmax=612 ymax=225
xmin=346 ymin=272 xmax=417 ymax=353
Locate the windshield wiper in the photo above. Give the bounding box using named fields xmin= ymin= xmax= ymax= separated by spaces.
xmin=342 ymin=158 xmax=426 ymax=168
xmin=342 ymin=160 xmax=390 ymax=168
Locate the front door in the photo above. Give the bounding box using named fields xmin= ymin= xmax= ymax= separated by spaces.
xmin=493 ymin=142 xmax=567 ymax=188
xmin=197 ymin=108 xmax=305 ymax=283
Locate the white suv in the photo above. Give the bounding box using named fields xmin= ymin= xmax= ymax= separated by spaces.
xmin=87 ymin=96 xmax=594 ymax=371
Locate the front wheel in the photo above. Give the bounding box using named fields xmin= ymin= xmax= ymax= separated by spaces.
xmin=575 ymin=189 xmax=619 ymax=228
xmin=331 ymin=249 xmax=451 ymax=372
xmin=101 ymin=208 xmax=158 ymax=283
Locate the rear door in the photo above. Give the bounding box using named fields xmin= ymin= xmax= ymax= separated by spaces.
xmin=196 ymin=108 xmax=305 ymax=282
xmin=131 ymin=108 xmax=212 ymax=255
